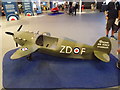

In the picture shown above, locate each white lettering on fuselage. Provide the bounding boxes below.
[60,45,72,54]
[66,46,73,54]
[80,48,86,55]
[60,45,66,53]
[60,45,86,55]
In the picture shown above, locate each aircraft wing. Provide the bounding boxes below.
[94,50,110,62]
[11,43,38,59]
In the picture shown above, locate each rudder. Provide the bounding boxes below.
[93,37,111,62]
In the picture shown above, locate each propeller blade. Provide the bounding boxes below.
[5,32,14,36]
[17,25,23,32]
[16,43,18,47]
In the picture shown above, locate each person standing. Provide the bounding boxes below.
[64,2,69,14]
[69,5,74,15]
[91,4,94,11]
[33,2,37,14]
[62,4,64,11]
[74,3,78,16]
[18,4,23,14]
[105,0,120,40]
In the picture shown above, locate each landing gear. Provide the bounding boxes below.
[116,60,120,69]
[27,54,32,61]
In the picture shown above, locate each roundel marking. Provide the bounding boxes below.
[9,16,17,21]
[27,13,31,16]
[74,47,80,54]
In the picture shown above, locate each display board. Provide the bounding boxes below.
[22,0,34,16]
[2,2,19,21]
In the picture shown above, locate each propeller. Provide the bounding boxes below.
[5,25,23,35]
[17,25,23,32]
[5,25,23,47]
[5,32,14,36]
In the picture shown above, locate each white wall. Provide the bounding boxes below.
[106,0,111,4]
[106,0,120,4]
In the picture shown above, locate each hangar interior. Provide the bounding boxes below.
[1,0,120,89]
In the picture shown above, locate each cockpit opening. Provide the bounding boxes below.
[36,35,43,46]
[36,35,59,49]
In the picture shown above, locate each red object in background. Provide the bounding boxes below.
[82,5,84,10]
[51,7,59,12]
[27,14,31,16]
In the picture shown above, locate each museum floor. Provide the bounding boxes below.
[1,11,119,89]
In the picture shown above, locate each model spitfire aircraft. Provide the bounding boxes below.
[5,25,111,62]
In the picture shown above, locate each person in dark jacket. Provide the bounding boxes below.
[74,3,78,16]
[69,5,74,15]
[105,0,120,40]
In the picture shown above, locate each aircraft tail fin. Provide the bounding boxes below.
[93,37,111,62]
